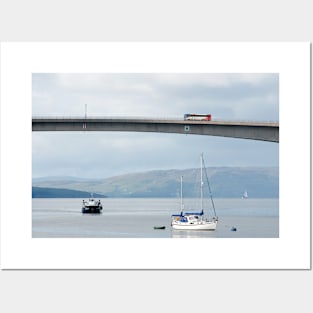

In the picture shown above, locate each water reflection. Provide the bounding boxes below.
[171,230,217,238]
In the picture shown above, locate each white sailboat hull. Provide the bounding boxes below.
[172,221,217,231]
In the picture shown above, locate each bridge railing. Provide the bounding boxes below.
[32,115,182,120]
[32,115,279,124]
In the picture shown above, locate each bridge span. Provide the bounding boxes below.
[32,117,279,142]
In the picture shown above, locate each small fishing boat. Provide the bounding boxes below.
[82,193,103,214]
[171,154,218,231]
[154,226,166,230]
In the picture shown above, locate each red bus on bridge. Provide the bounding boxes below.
[184,114,212,121]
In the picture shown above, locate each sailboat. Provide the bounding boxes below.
[242,190,248,199]
[171,153,218,231]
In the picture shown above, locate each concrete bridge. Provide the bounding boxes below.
[32,117,279,142]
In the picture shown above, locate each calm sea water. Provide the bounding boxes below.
[32,198,279,238]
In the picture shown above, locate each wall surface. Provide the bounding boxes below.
[0,2,311,313]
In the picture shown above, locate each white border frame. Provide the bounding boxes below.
[0,42,311,269]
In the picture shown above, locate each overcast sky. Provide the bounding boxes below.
[32,73,279,179]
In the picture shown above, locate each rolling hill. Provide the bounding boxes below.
[32,187,106,198]
[32,167,279,198]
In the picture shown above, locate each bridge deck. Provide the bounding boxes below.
[32,117,279,142]
[32,117,278,126]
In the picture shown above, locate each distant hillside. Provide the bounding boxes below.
[32,187,106,198]
[32,167,279,198]
[32,176,94,183]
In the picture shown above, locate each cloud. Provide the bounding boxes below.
[32,73,278,118]
[32,131,279,178]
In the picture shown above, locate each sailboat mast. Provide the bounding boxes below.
[200,153,203,211]
[180,175,183,212]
